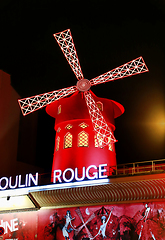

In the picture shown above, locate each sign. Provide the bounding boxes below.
[0,227,4,236]
[0,173,38,191]
[0,163,109,191]
[53,163,108,183]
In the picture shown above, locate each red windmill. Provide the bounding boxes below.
[18,29,148,178]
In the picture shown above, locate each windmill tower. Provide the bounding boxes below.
[18,29,148,177]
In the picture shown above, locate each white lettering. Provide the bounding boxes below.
[9,176,18,189]
[6,221,12,232]
[53,170,62,183]
[99,164,108,178]
[86,165,98,180]
[0,177,8,190]
[53,164,108,183]
[12,218,18,231]
[75,167,85,181]
[0,218,18,234]
[25,174,28,186]
[63,168,74,182]
[28,173,38,186]
[0,173,39,191]
[18,175,25,188]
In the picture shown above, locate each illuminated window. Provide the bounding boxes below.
[108,137,113,151]
[57,105,61,114]
[94,135,99,148]
[57,127,61,133]
[79,122,88,128]
[97,101,103,111]
[65,124,73,130]
[78,131,89,147]
[108,143,113,151]
[64,133,73,148]
[56,136,60,151]
[94,134,104,148]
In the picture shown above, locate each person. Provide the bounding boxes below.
[91,207,114,239]
[62,210,75,240]
[138,204,151,240]
[141,204,150,222]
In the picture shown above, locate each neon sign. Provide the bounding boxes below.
[53,164,108,183]
[0,163,108,191]
[0,173,38,190]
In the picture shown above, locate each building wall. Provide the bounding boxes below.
[0,201,164,239]
[0,70,43,176]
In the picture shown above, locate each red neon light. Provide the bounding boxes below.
[84,91,116,147]
[53,29,84,80]
[18,86,77,116]
[90,56,148,86]
[18,29,148,170]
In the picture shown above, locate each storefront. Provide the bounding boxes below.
[0,164,165,240]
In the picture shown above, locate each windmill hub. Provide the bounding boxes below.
[76,78,91,92]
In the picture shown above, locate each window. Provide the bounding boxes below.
[94,134,104,148]
[108,137,113,151]
[97,101,103,111]
[56,136,60,151]
[65,124,73,130]
[64,133,73,149]
[57,127,61,133]
[57,105,61,114]
[78,131,89,147]
[108,143,113,151]
[79,122,88,129]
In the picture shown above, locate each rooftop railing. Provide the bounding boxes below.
[38,159,165,185]
[108,159,165,177]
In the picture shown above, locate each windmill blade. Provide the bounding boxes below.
[84,91,117,147]
[18,85,77,116]
[90,56,148,86]
[54,29,84,80]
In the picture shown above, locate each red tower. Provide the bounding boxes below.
[46,91,124,173]
[18,29,148,179]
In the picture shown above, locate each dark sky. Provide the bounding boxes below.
[0,0,164,170]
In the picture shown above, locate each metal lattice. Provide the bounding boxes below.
[84,91,116,147]
[18,86,77,116]
[90,56,148,86]
[18,29,149,147]
[53,29,84,80]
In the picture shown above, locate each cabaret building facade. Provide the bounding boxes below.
[0,163,165,240]
[0,28,165,239]
[1,72,165,240]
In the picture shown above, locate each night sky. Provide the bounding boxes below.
[0,0,164,171]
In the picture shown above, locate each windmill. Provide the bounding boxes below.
[18,29,148,175]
